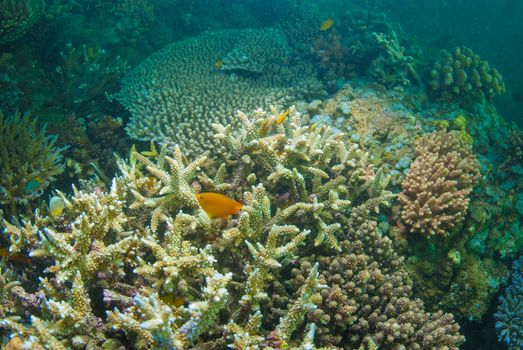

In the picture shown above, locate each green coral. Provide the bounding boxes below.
[0,111,65,219]
[0,0,44,45]
[429,46,505,103]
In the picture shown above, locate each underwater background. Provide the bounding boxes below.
[0,0,522,349]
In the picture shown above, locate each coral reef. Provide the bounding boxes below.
[0,52,21,114]
[429,46,506,103]
[28,43,129,120]
[311,10,419,88]
[399,130,480,236]
[0,0,44,45]
[118,28,324,157]
[0,107,463,349]
[495,256,523,350]
[291,216,464,349]
[0,111,65,219]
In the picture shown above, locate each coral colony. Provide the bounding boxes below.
[0,1,521,349]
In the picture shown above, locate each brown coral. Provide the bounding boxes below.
[287,209,464,349]
[399,130,480,236]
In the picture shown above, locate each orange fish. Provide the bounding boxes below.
[0,248,31,265]
[320,18,334,31]
[277,109,290,125]
[196,192,243,219]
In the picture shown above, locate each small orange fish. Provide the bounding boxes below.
[277,109,290,125]
[196,192,243,219]
[0,248,31,265]
[320,18,334,31]
[214,60,223,69]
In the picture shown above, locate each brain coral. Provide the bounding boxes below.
[429,46,505,103]
[118,28,324,157]
[399,130,480,236]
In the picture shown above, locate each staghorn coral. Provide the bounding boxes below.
[0,0,44,45]
[495,256,523,350]
[0,107,462,349]
[429,46,506,103]
[30,42,129,120]
[0,111,65,219]
[399,130,480,236]
[118,28,324,157]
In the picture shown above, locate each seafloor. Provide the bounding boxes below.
[0,1,521,350]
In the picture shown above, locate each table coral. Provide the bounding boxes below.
[399,130,480,236]
[118,28,324,157]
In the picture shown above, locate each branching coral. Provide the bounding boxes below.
[285,208,464,349]
[399,130,480,236]
[429,46,506,103]
[495,256,523,350]
[118,28,324,156]
[0,107,462,349]
[0,0,44,45]
[0,111,65,219]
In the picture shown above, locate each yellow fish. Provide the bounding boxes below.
[319,18,334,31]
[214,59,223,69]
[159,293,186,308]
[277,109,290,125]
[0,248,31,265]
[49,196,65,217]
[196,192,243,219]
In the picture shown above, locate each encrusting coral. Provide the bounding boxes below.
[399,130,480,236]
[0,111,65,219]
[429,46,506,103]
[118,28,324,157]
[0,107,463,349]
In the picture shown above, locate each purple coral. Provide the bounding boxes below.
[495,256,523,350]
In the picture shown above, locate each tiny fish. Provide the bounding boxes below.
[214,59,223,69]
[196,192,243,219]
[277,109,290,125]
[49,196,65,217]
[159,293,185,308]
[309,122,319,131]
[0,248,31,265]
[23,177,45,195]
[320,18,334,31]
